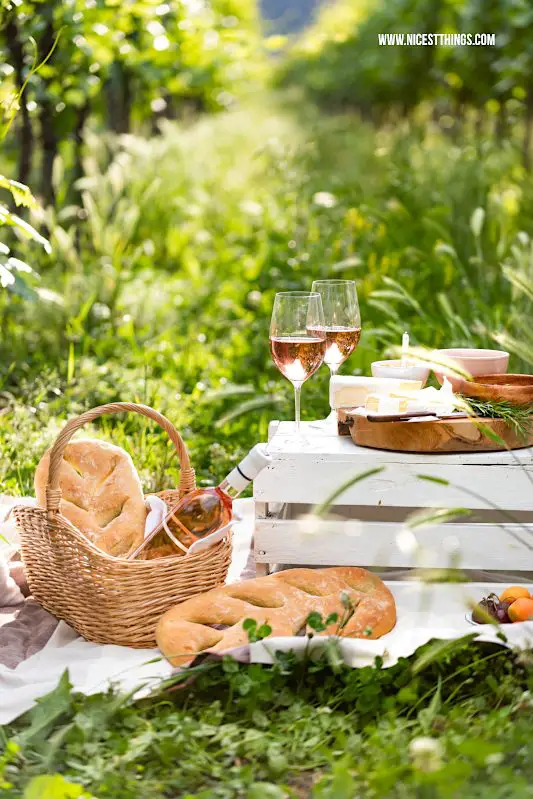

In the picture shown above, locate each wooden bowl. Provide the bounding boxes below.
[455,374,533,405]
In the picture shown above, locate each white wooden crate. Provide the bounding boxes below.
[253,421,533,575]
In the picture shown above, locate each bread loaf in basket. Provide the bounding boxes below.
[13,402,232,648]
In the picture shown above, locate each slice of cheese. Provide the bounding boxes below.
[365,394,409,414]
[330,376,423,409]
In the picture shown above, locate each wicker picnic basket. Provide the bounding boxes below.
[13,402,232,648]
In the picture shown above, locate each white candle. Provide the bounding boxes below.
[401,331,409,365]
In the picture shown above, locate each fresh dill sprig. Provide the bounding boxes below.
[459,396,533,440]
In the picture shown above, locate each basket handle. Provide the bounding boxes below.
[45,402,196,517]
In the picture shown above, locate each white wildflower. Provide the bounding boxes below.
[408,737,443,772]
[92,303,111,320]
[147,20,165,36]
[313,191,337,208]
[151,98,167,114]
[239,200,263,217]
[204,30,219,49]
[153,35,169,51]
[247,290,262,306]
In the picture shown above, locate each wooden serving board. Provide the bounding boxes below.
[337,410,533,453]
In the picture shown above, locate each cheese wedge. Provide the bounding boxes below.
[365,394,410,414]
[329,376,423,409]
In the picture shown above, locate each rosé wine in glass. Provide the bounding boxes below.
[270,292,326,435]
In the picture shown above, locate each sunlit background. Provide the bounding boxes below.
[1,0,532,492]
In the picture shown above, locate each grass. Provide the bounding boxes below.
[2,636,533,798]
[2,94,533,797]
[2,97,533,494]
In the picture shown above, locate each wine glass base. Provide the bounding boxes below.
[309,410,337,432]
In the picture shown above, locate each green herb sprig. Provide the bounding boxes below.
[459,396,533,440]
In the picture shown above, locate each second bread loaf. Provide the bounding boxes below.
[34,438,147,557]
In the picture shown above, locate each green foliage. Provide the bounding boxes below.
[0,5,532,797]
[0,54,52,300]
[243,618,273,641]
[0,0,265,209]
[281,0,533,155]
[1,100,533,492]
[23,774,88,799]
[1,639,532,797]
[4,0,262,117]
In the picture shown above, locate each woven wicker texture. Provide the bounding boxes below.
[13,403,232,648]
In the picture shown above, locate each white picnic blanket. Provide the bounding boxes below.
[249,581,533,667]
[2,496,533,725]
[0,498,255,724]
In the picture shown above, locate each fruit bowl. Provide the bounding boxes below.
[454,374,533,406]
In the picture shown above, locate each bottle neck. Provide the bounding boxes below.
[218,478,244,500]
[218,444,270,500]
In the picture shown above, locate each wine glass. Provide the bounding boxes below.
[270,291,326,435]
[311,279,361,427]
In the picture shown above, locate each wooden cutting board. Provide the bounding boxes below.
[337,410,533,453]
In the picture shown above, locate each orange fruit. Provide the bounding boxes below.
[508,598,533,623]
[499,586,530,603]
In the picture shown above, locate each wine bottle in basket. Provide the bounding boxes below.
[129,444,271,560]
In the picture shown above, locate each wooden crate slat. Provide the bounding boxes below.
[267,422,533,465]
[255,519,533,571]
[254,460,533,510]
[256,421,533,571]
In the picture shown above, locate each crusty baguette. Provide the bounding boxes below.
[156,566,396,666]
[35,438,147,557]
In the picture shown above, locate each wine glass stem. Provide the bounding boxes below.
[294,383,302,432]
[328,364,339,411]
